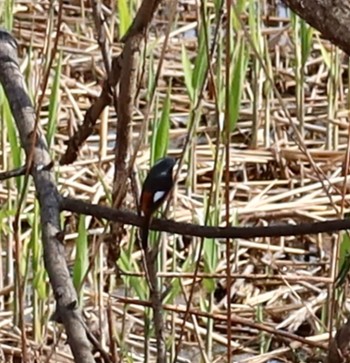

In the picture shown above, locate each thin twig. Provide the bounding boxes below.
[91,0,111,77]
[224,1,232,361]
[0,165,27,180]
[145,249,166,363]
[114,295,328,350]
[119,271,332,283]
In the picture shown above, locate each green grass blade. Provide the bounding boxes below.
[249,0,263,54]
[317,34,331,69]
[181,44,194,102]
[153,87,171,162]
[232,0,247,32]
[73,215,89,302]
[300,19,314,66]
[118,245,148,300]
[213,0,224,14]
[0,0,14,30]
[118,0,132,39]
[336,232,350,287]
[192,20,209,100]
[229,38,249,132]
[0,206,15,234]
[30,201,47,299]
[147,53,155,102]
[202,196,220,293]
[47,50,62,147]
[1,89,21,168]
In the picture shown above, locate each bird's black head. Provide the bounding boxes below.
[151,157,176,177]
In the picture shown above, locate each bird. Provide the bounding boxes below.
[139,157,176,250]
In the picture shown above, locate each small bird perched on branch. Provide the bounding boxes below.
[139,157,176,250]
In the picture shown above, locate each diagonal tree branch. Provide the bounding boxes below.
[0,30,94,363]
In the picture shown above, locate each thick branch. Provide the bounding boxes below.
[0,31,94,362]
[282,0,350,56]
[61,197,350,239]
[113,33,142,207]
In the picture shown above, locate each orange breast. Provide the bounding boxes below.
[140,190,153,216]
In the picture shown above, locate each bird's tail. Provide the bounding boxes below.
[140,217,151,250]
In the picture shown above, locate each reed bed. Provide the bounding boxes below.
[0,0,349,362]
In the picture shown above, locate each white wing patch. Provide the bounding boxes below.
[153,191,166,203]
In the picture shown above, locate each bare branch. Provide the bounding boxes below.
[0,165,27,180]
[112,33,142,208]
[61,197,350,239]
[0,30,94,363]
[91,0,111,76]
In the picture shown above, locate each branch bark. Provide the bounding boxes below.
[112,33,142,208]
[282,0,350,56]
[61,197,350,239]
[0,31,94,363]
